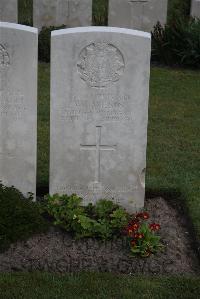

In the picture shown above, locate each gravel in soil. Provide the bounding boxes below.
[0,197,199,274]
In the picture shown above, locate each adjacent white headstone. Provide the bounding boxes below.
[108,0,168,32]
[33,0,92,31]
[0,23,37,198]
[191,0,200,18]
[50,27,151,212]
[0,0,18,23]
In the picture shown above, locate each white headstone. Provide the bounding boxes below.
[33,0,92,31]
[0,23,38,198]
[0,0,18,23]
[108,0,168,32]
[50,27,151,212]
[191,0,200,18]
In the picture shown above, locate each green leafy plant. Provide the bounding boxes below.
[38,25,66,62]
[0,183,49,252]
[44,193,84,230]
[93,0,108,26]
[18,0,33,26]
[167,0,190,24]
[94,199,118,219]
[44,194,130,240]
[124,212,163,257]
[152,18,200,68]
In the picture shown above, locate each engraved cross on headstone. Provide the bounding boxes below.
[80,126,117,185]
[129,0,149,29]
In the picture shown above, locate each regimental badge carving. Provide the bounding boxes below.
[77,42,125,88]
[0,44,10,68]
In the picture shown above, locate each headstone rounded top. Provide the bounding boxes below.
[0,22,38,33]
[51,26,151,39]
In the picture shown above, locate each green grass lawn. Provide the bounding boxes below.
[37,63,200,245]
[0,272,200,299]
[147,67,200,242]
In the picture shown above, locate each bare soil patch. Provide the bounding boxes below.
[0,197,199,274]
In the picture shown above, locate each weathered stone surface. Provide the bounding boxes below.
[0,0,18,23]
[50,27,151,212]
[191,0,200,18]
[33,0,92,31]
[0,23,37,198]
[108,0,168,32]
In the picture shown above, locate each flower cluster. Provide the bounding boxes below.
[149,223,161,231]
[124,212,163,257]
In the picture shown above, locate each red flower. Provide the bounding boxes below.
[149,224,155,230]
[129,217,139,225]
[127,228,133,236]
[138,233,144,239]
[135,212,149,220]
[126,223,140,236]
[131,223,140,231]
[126,222,139,231]
[134,233,144,239]
[131,240,136,247]
[142,212,149,220]
[135,212,143,219]
[149,223,160,231]
[154,224,160,230]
